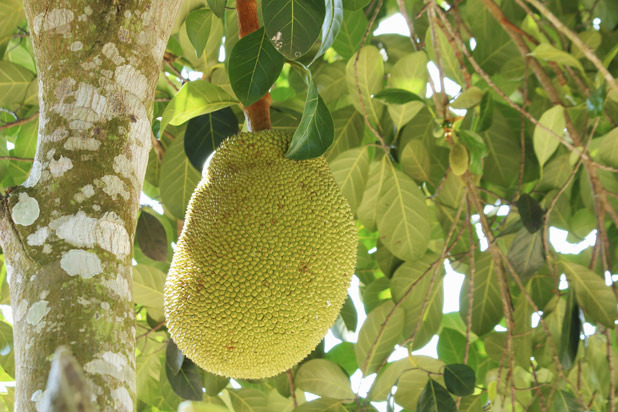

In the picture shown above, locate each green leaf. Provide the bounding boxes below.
[451,87,484,109]
[357,157,388,231]
[375,240,403,277]
[292,397,349,411]
[559,289,581,370]
[166,357,204,401]
[312,0,344,63]
[228,388,269,412]
[184,107,239,171]
[332,9,367,59]
[325,342,358,376]
[314,61,348,106]
[207,0,227,18]
[339,294,358,332]
[599,127,618,168]
[417,379,457,412]
[325,107,364,161]
[377,166,430,261]
[186,8,213,58]
[132,265,167,320]
[459,253,503,336]
[160,134,202,220]
[329,146,370,213]
[262,0,326,59]
[203,371,230,396]
[401,140,431,182]
[374,89,424,105]
[346,46,384,125]
[529,43,585,72]
[228,27,284,107]
[506,228,545,284]
[295,359,354,399]
[137,340,164,405]
[560,261,617,328]
[394,368,430,409]
[136,210,169,262]
[533,105,565,167]
[161,80,237,132]
[0,61,36,107]
[443,364,475,396]
[459,395,483,412]
[552,390,584,412]
[286,74,334,159]
[356,300,404,375]
[481,107,521,187]
[369,358,414,401]
[437,328,467,365]
[166,339,185,376]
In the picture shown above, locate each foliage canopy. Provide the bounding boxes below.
[0,0,617,410]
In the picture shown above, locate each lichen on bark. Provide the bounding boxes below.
[0,1,183,410]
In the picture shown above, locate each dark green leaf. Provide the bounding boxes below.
[443,364,475,396]
[136,210,168,262]
[203,371,229,396]
[166,357,204,401]
[207,0,227,18]
[559,289,581,370]
[166,340,185,376]
[228,27,284,106]
[586,84,605,116]
[186,8,213,57]
[474,92,493,132]
[437,328,467,366]
[552,390,584,412]
[373,88,424,105]
[262,0,326,59]
[184,107,238,171]
[517,194,544,233]
[286,76,334,159]
[417,378,457,412]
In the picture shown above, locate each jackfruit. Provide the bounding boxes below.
[164,130,357,379]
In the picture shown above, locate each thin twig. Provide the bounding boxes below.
[0,112,39,131]
[0,156,34,162]
[136,320,166,340]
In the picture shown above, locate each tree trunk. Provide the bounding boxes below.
[0,1,182,410]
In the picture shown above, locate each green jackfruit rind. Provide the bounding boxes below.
[164,130,357,379]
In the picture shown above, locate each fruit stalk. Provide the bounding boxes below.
[236,0,272,131]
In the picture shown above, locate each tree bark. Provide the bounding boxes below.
[0,1,182,410]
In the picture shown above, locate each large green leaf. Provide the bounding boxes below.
[530,43,585,72]
[325,107,364,161]
[295,359,354,399]
[560,261,617,328]
[0,0,24,45]
[161,80,237,132]
[346,46,384,125]
[598,127,618,168]
[459,253,503,336]
[481,107,520,187]
[506,228,545,284]
[132,265,167,320]
[417,379,457,412]
[0,61,36,107]
[160,134,202,220]
[443,364,475,396]
[386,51,428,129]
[292,397,349,411]
[262,0,326,59]
[355,300,404,375]
[228,27,284,107]
[329,146,370,213]
[312,0,344,63]
[356,157,388,232]
[184,107,238,171]
[377,166,430,261]
[425,25,463,86]
[166,357,204,401]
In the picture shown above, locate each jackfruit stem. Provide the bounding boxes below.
[236,0,272,132]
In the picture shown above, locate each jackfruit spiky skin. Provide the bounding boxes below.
[164,130,356,379]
